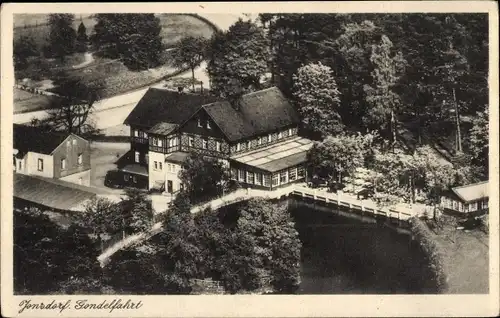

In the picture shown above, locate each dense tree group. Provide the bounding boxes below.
[206,19,270,100]
[47,14,77,61]
[91,14,164,70]
[14,208,104,294]
[105,197,301,295]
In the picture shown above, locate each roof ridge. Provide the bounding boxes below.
[240,86,278,98]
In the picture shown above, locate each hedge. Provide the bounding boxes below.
[409,217,448,293]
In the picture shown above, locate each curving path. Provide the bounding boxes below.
[14,13,252,130]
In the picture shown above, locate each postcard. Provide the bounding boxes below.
[1,1,499,317]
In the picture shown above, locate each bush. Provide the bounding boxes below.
[409,217,448,292]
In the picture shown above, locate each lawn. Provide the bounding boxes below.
[14,13,214,51]
[427,216,489,293]
[14,14,215,102]
[13,88,57,114]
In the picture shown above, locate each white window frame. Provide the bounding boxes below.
[207,120,212,129]
[154,161,158,170]
[198,118,202,128]
[289,167,297,181]
[61,158,66,170]
[263,174,269,186]
[297,166,305,178]
[144,132,148,139]
[272,173,279,186]
[247,171,254,184]
[159,162,163,170]
[152,137,158,146]
[77,153,83,165]
[231,167,238,180]
[72,139,77,145]
[135,151,140,163]
[134,130,139,137]
[278,131,283,139]
[268,134,272,143]
[289,128,293,136]
[247,141,251,149]
[202,139,208,149]
[258,137,262,145]
[158,138,163,147]
[189,136,194,147]
[239,169,245,182]
[280,170,288,184]
[255,172,262,185]
[216,141,221,152]
[236,143,241,151]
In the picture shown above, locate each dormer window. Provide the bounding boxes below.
[207,120,211,129]
[198,118,202,128]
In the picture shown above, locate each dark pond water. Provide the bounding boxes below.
[289,199,438,294]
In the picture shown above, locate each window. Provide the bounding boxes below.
[289,167,297,181]
[134,130,139,137]
[297,166,305,179]
[152,137,158,146]
[231,167,238,180]
[18,161,22,171]
[133,176,137,183]
[268,134,272,143]
[247,171,254,184]
[154,161,158,170]
[145,154,149,164]
[135,151,140,163]
[61,158,66,170]
[236,143,241,151]
[159,162,162,170]
[124,174,129,181]
[280,170,288,184]
[289,128,293,136]
[216,141,221,152]
[72,139,77,145]
[167,164,171,172]
[189,137,194,147]
[239,169,245,182]
[158,138,163,147]
[263,174,270,187]
[255,173,262,185]
[173,137,178,146]
[198,118,202,127]
[247,141,251,149]
[258,137,262,145]
[202,139,208,149]
[278,131,283,139]
[272,173,279,186]
[77,153,83,165]
[207,121,211,129]
[144,132,148,139]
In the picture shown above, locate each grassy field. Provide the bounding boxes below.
[427,216,489,293]
[14,14,214,50]
[13,88,57,114]
[14,14,215,104]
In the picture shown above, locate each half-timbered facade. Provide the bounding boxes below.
[122,86,313,192]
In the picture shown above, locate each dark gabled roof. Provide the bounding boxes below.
[14,174,97,211]
[202,87,300,142]
[13,124,71,155]
[124,88,221,128]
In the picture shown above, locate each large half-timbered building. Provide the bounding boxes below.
[121,87,313,193]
